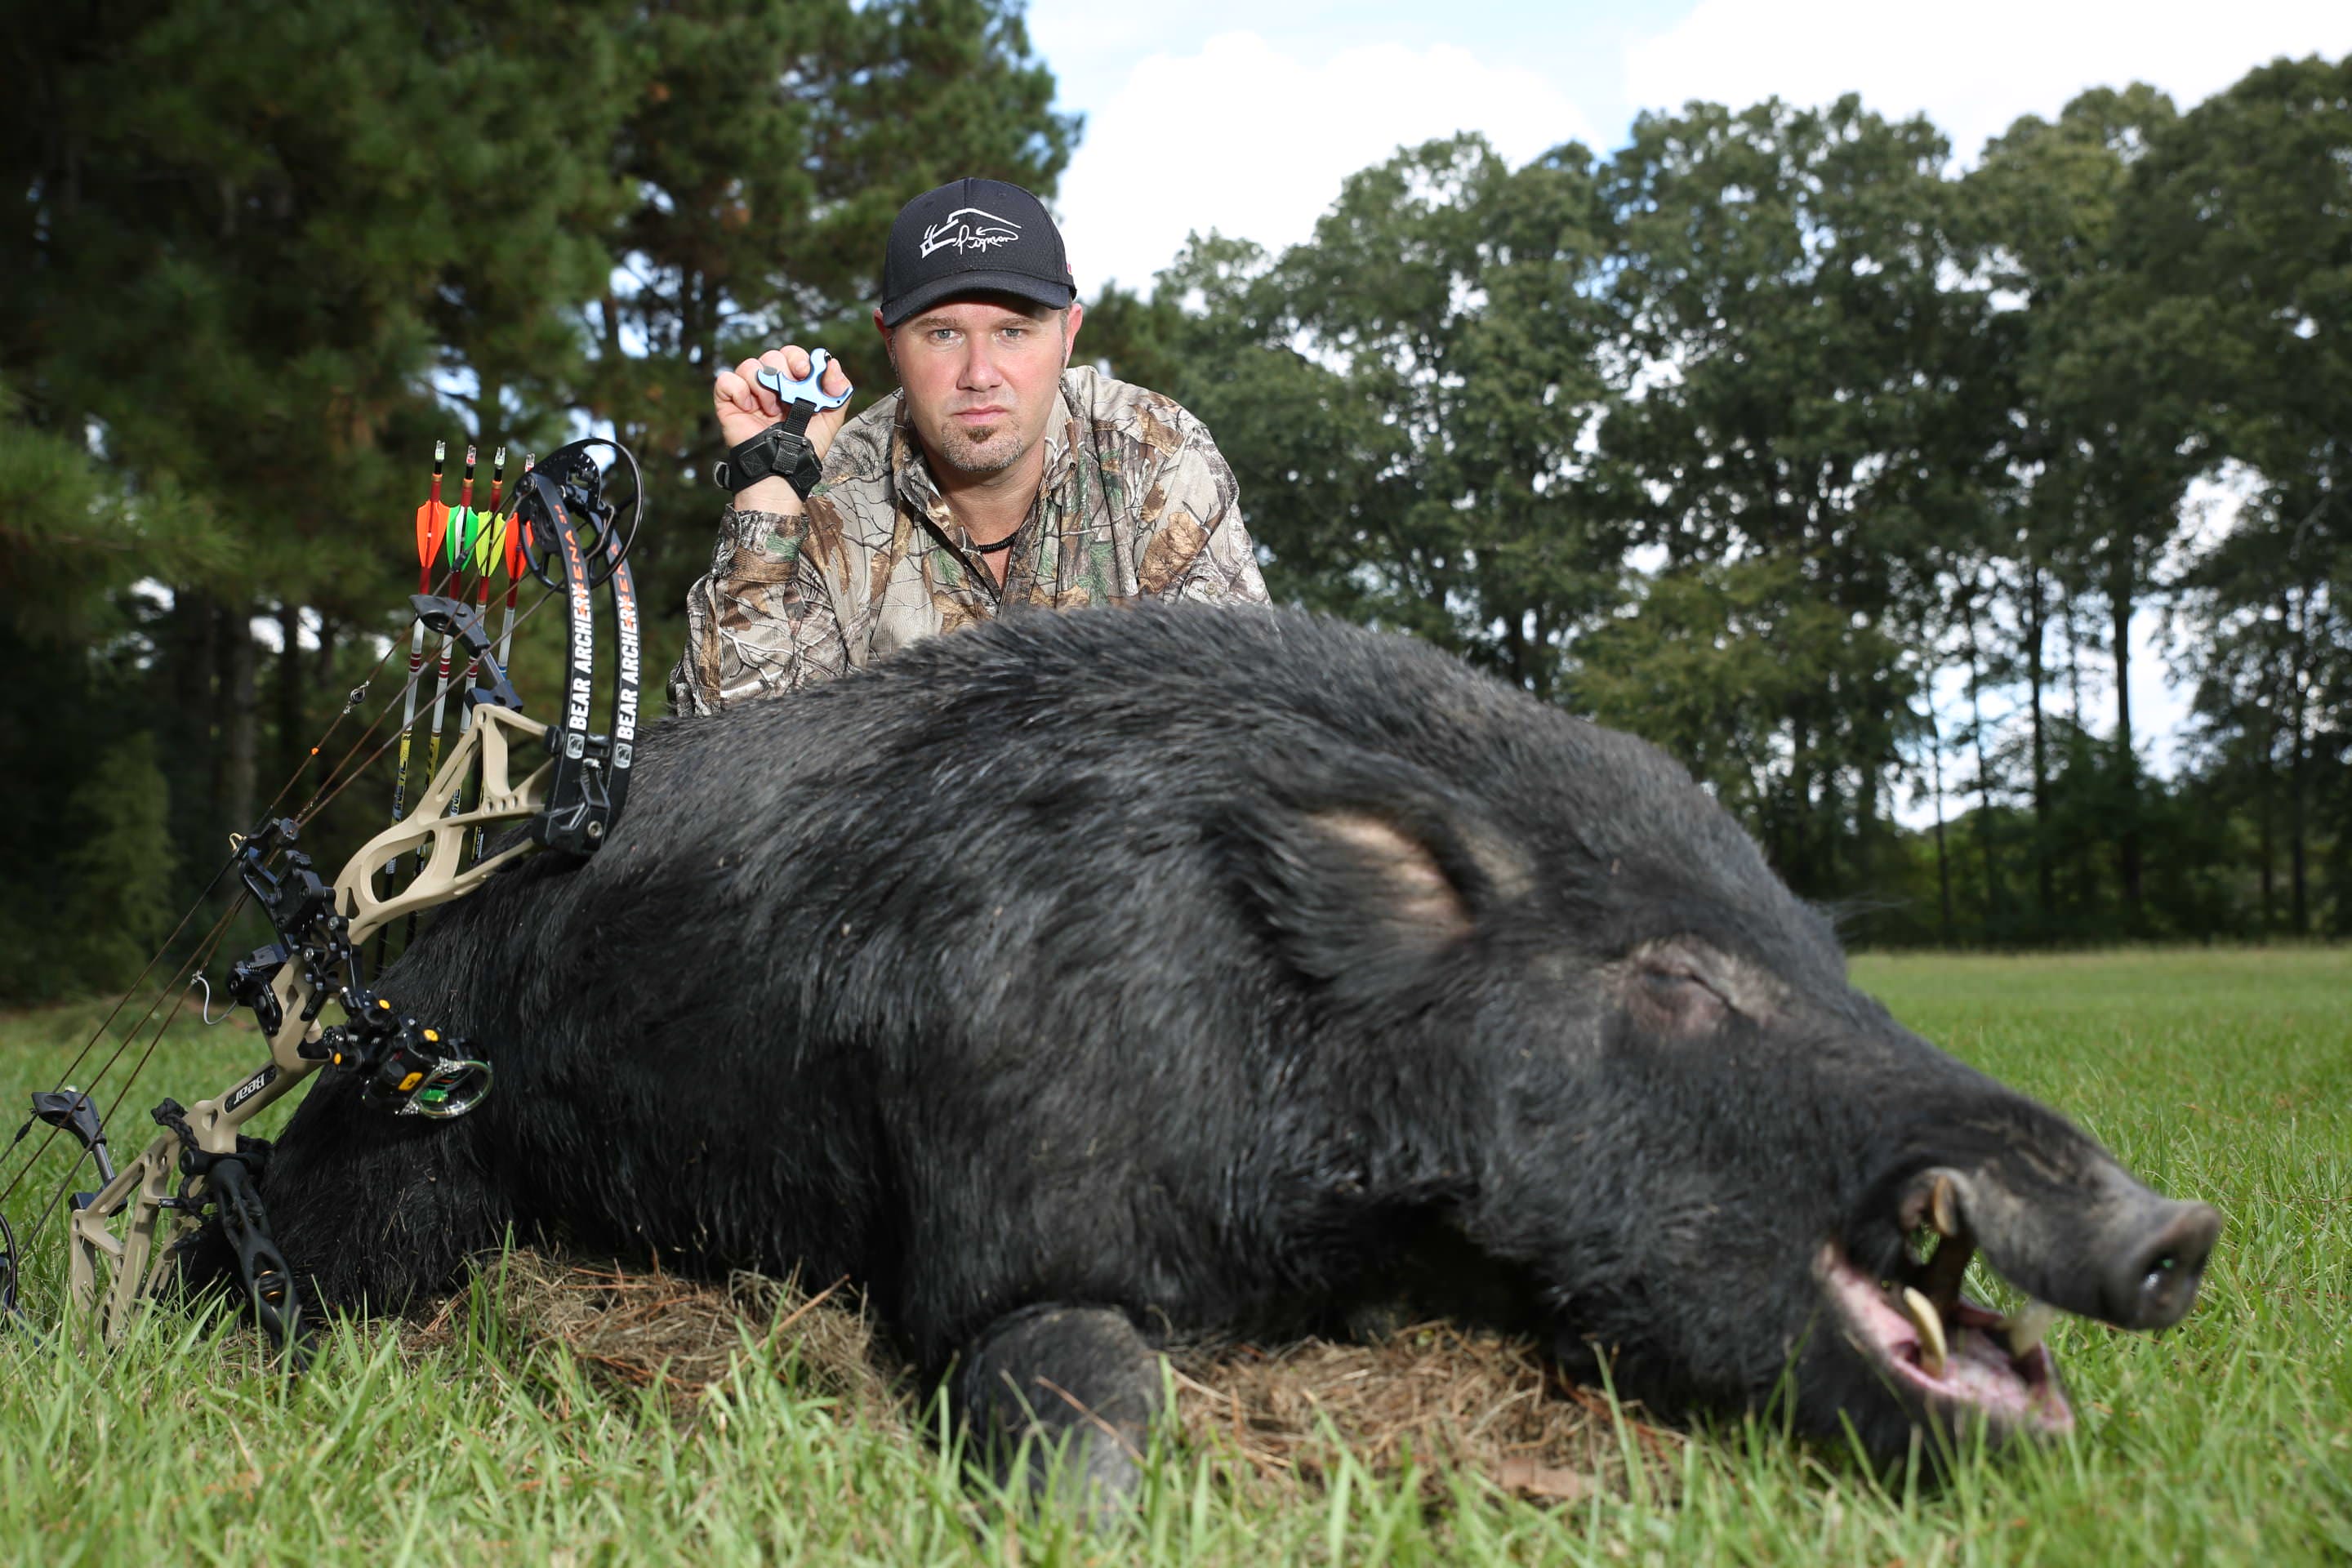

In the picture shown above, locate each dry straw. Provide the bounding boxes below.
[411,1250,1682,1507]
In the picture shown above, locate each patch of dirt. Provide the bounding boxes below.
[414,1249,1682,1506]
[1169,1325,1683,1505]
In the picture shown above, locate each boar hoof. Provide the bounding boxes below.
[956,1303,1162,1520]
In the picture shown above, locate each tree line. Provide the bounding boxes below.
[1090,60,2350,947]
[0,5,2342,1000]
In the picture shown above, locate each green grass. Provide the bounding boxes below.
[0,949,2345,1566]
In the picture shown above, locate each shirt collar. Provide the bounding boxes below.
[888,404,954,528]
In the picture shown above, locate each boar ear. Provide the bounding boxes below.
[1243,800,1527,996]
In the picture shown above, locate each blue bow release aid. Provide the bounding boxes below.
[757,350,853,413]
[715,350,854,498]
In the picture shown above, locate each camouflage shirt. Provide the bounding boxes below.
[669,366,1269,713]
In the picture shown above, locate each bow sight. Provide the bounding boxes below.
[0,436,643,1355]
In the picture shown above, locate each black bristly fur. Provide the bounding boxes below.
[215,604,2205,1469]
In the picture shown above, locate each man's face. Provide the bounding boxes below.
[881,296,1082,479]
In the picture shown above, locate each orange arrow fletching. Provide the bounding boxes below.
[416,441,449,577]
[415,498,449,572]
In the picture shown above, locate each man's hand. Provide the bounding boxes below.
[713,345,855,513]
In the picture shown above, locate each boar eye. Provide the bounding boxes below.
[1619,936,1766,1035]
[1634,958,1732,1030]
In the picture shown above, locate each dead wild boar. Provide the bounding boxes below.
[229,604,2221,1496]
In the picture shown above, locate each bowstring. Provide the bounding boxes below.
[295,579,562,826]
[11,892,252,1255]
[0,559,551,1212]
[10,610,417,1124]
[17,562,459,1110]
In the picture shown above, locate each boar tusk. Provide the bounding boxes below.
[2004,1300,2059,1359]
[1928,1173,1961,1239]
[1900,1286,1949,1379]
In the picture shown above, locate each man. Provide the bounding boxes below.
[670,177,1269,714]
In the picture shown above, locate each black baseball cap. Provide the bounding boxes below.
[879,178,1076,327]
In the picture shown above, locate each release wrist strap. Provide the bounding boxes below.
[712,350,853,501]
[713,403,824,500]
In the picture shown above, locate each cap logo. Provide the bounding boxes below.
[920,207,1021,258]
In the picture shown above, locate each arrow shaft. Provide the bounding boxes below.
[410,450,474,882]
[494,585,520,681]
[376,442,447,973]
[457,449,511,869]
[493,452,532,680]
[385,617,430,834]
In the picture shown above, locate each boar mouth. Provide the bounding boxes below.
[1815,1241,2072,1437]
[1809,1152,2220,1446]
[1814,1221,2074,1440]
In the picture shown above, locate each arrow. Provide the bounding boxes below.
[403,444,475,948]
[372,441,448,973]
[463,447,506,697]
[444,447,479,581]
[494,451,532,679]
[472,448,507,581]
[461,448,507,862]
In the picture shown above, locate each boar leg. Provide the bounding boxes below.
[955,1303,1163,1517]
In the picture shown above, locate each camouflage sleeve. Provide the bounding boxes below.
[666,505,853,715]
[1134,411,1272,607]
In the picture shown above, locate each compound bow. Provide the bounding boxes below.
[0,434,644,1355]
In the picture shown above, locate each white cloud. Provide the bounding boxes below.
[1055,31,1597,296]
[1624,0,2352,163]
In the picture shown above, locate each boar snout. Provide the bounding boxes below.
[1925,1162,2222,1333]
[2092,1195,2221,1330]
